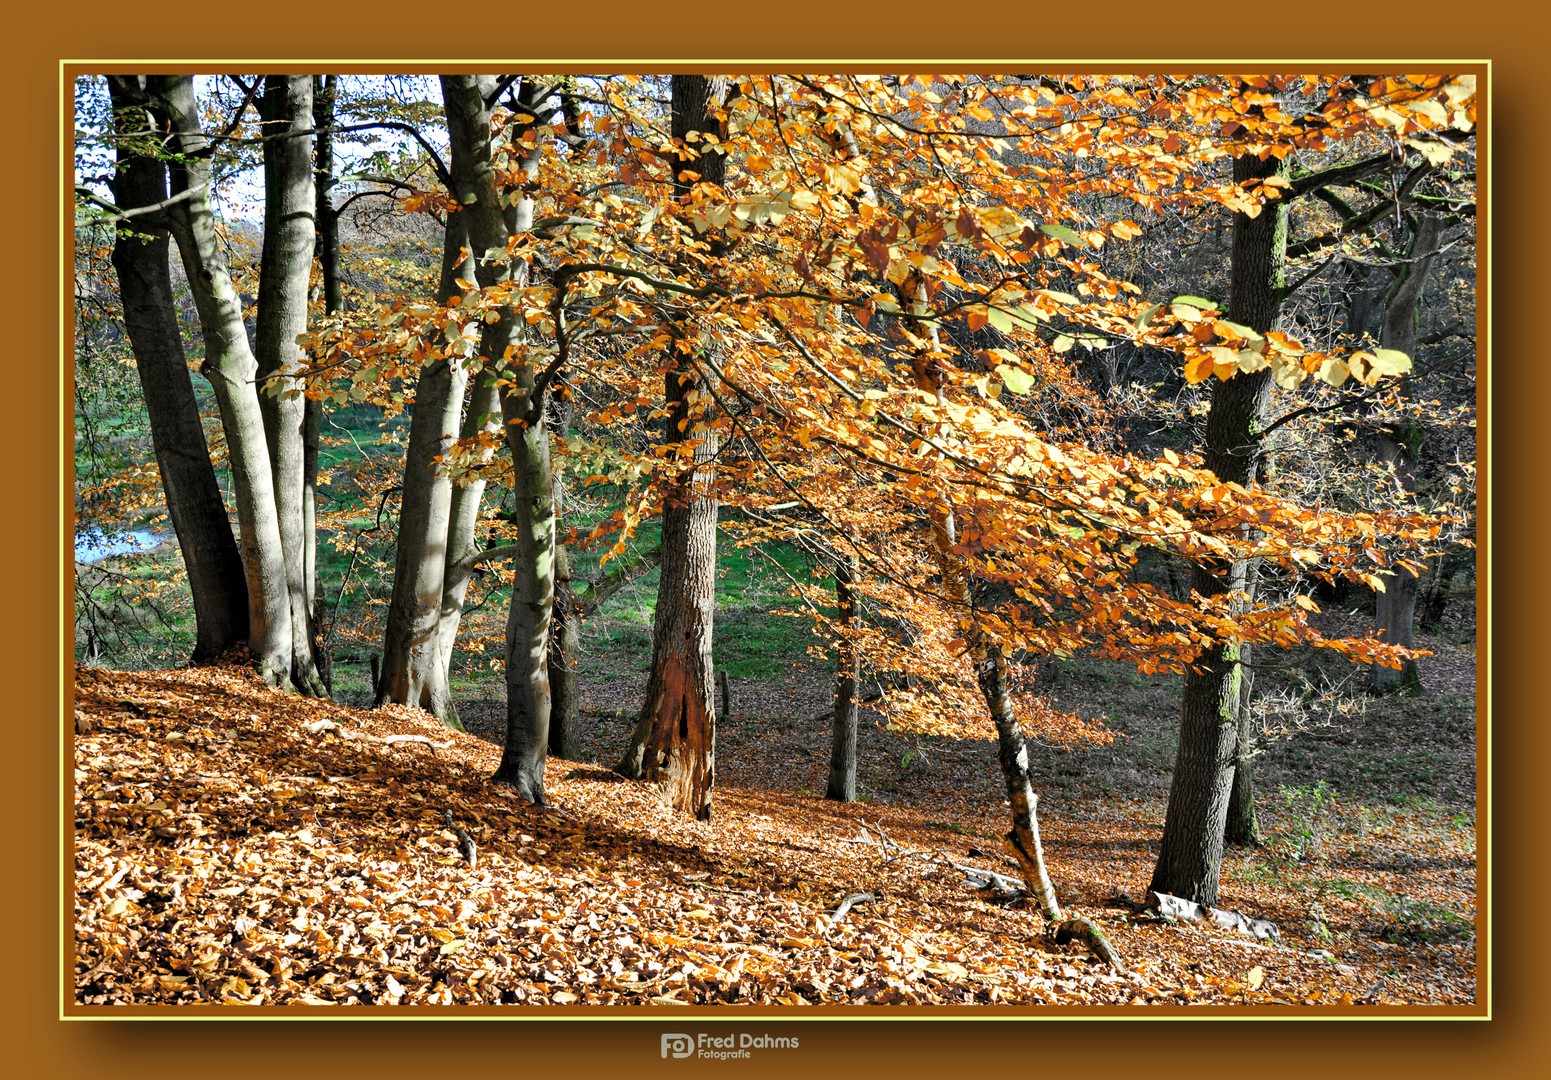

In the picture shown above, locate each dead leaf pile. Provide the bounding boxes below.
[73,659,1473,1009]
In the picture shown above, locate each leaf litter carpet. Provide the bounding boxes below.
[73,660,1474,1009]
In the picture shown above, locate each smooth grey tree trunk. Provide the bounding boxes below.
[434,368,501,672]
[375,212,474,724]
[441,75,554,802]
[254,74,326,698]
[105,75,248,663]
[826,554,860,802]
[309,73,339,689]
[154,74,295,687]
[1152,152,1286,905]
[1370,214,1446,694]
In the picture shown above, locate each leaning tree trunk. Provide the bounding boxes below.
[375,211,474,725]
[154,74,294,687]
[105,76,248,663]
[614,75,726,821]
[826,553,860,802]
[1152,152,1285,905]
[254,74,327,698]
[442,74,555,802]
[1370,213,1446,694]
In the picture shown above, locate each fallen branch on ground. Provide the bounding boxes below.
[1145,890,1280,943]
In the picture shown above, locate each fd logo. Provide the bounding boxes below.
[661,1034,694,1059]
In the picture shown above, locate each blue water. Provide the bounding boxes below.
[75,528,165,563]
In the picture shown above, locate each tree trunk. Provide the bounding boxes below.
[375,212,473,725]
[548,546,583,761]
[309,74,338,689]
[105,76,248,663]
[826,554,860,802]
[613,362,719,819]
[1152,152,1285,904]
[153,74,295,688]
[441,75,554,801]
[1370,213,1446,694]
[434,367,501,672]
[613,75,726,821]
[254,74,326,698]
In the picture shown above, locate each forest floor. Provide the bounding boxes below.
[72,614,1477,1012]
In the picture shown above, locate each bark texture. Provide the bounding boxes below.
[105,76,249,663]
[613,75,726,820]
[375,212,473,724]
[441,75,554,801]
[1370,214,1446,694]
[826,555,860,802]
[154,74,295,687]
[1152,152,1286,904]
[254,74,326,697]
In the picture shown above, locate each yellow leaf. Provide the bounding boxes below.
[1294,595,1320,612]
[1247,966,1265,990]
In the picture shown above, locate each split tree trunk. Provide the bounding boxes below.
[105,76,248,663]
[613,75,726,821]
[154,74,295,688]
[253,74,327,698]
[1152,152,1285,905]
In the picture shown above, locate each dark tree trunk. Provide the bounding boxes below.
[105,76,248,663]
[1370,214,1446,694]
[254,74,327,697]
[154,74,295,687]
[826,554,860,802]
[1152,152,1286,904]
[308,74,337,689]
[613,75,726,821]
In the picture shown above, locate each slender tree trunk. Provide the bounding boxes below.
[153,75,294,687]
[548,545,583,760]
[1370,214,1445,694]
[548,380,582,760]
[614,75,726,821]
[434,368,501,671]
[1225,559,1262,847]
[375,212,473,725]
[441,74,554,801]
[309,74,338,690]
[1152,152,1285,904]
[105,76,248,663]
[826,554,860,802]
[254,74,326,698]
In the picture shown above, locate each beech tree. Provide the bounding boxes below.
[102,75,249,662]
[132,74,325,694]
[614,75,728,820]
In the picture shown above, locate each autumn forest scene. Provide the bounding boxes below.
[70,72,1480,1011]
